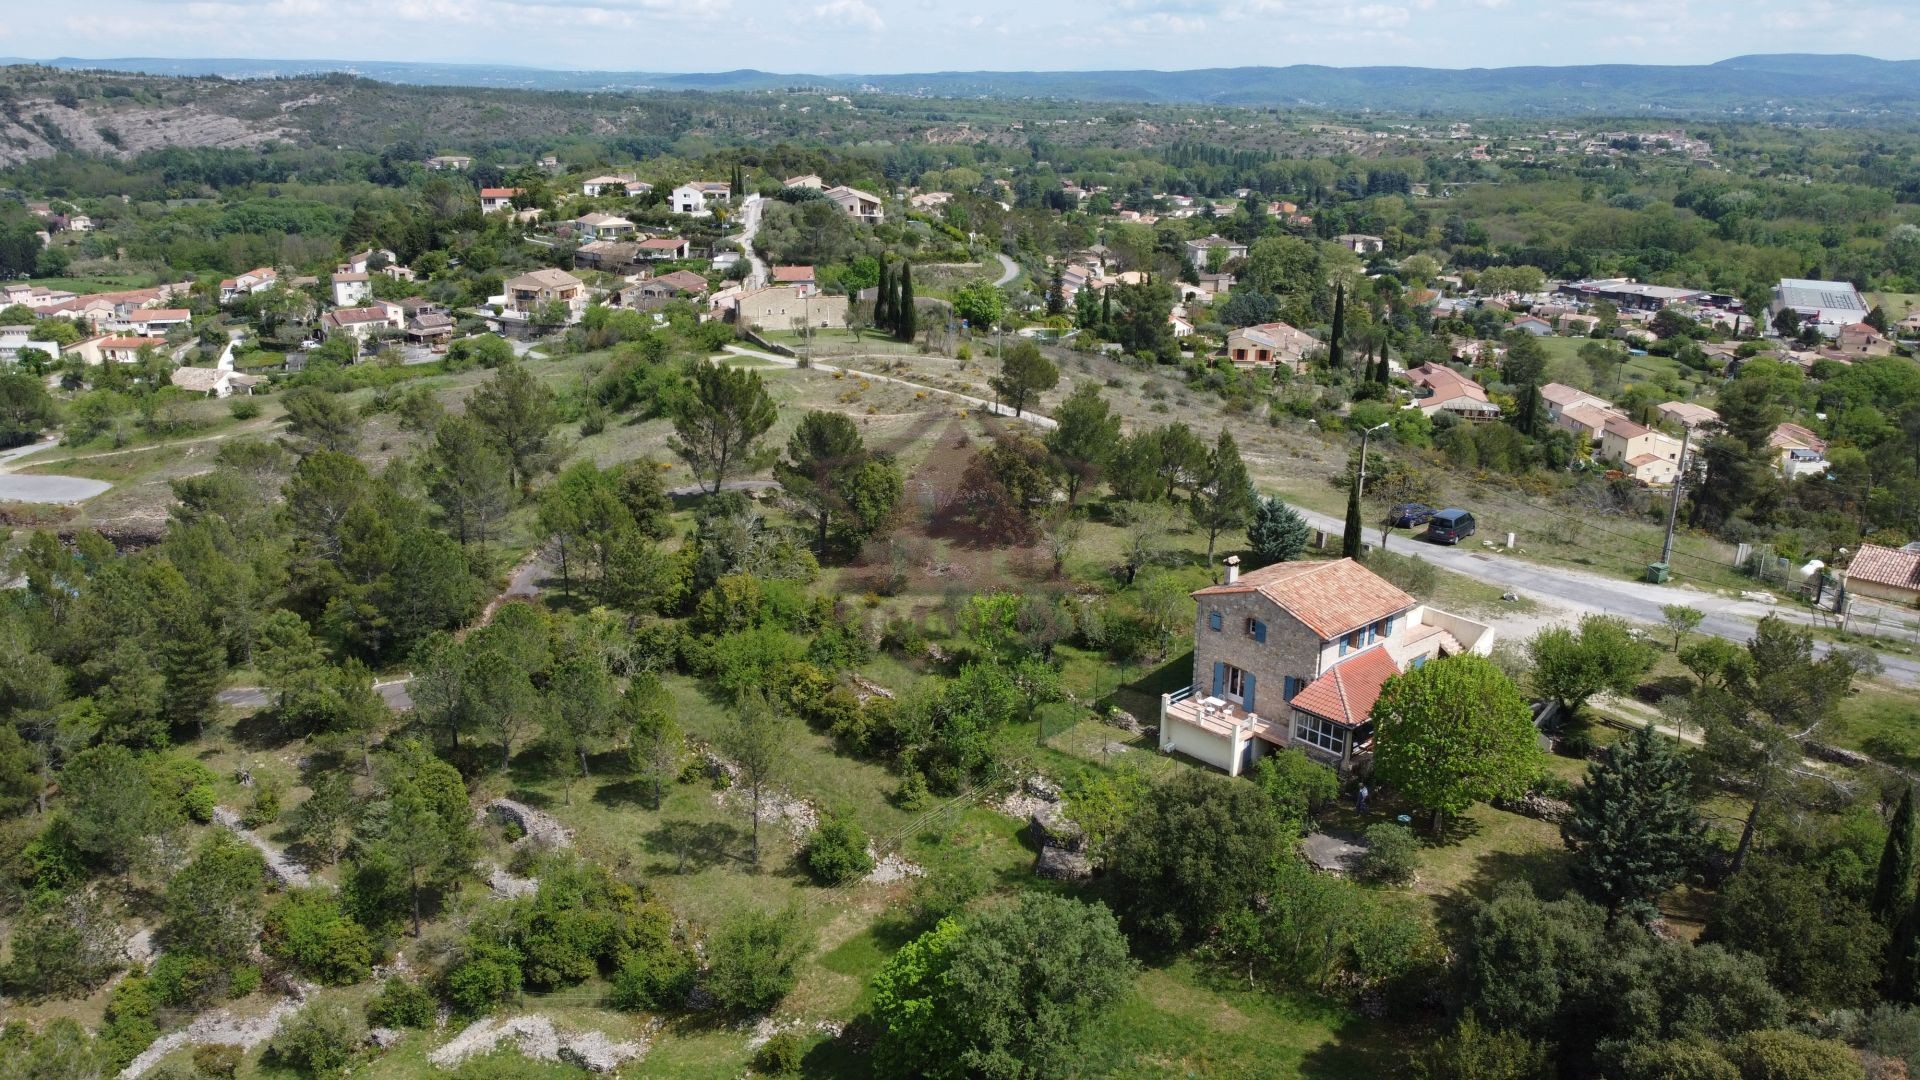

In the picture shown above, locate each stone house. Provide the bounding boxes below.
[1158,558,1494,776]
[734,285,848,331]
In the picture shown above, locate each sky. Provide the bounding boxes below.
[1,0,1915,74]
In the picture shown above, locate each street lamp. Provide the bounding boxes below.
[1356,420,1390,498]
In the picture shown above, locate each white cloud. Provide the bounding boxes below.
[810,0,885,32]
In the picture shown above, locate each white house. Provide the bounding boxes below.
[671,182,732,215]
[218,267,277,304]
[823,185,884,223]
[0,326,60,364]
[331,272,372,307]
[480,187,521,213]
[573,213,637,241]
[581,174,633,197]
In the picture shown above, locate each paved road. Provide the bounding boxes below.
[0,437,111,504]
[993,252,1020,287]
[737,194,769,289]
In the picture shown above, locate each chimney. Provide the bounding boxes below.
[1224,555,1241,585]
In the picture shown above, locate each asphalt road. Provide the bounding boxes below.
[0,439,111,504]
[993,252,1019,287]
[738,194,769,289]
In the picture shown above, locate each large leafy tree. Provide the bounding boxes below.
[467,362,560,491]
[1526,615,1656,717]
[990,341,1058,419]
[1105,770,1284,947]
[1044,382,1120,506]
[1189,429,1256,566]
[774,410,900,556]
[671,361,778,494]
[1561,725,1705,923]
[1372,654,1543,831]
[871,895,1134,1080]
[1705,856,1886,1009]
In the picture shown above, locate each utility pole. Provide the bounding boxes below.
[1659,424,1693,568]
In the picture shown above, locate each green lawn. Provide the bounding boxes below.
[22,274,161,295]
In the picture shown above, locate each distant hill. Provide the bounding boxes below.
[10,53,1920,116]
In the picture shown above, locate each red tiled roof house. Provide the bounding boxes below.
[1158,557,1496,775]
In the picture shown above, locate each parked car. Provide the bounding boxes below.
[1423,508,1476,545]
[1387,503,1434,528]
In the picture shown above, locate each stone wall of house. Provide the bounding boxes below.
[1190,590,1321,717]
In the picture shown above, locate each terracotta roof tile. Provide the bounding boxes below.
[1192,558,1415,640]
[1847,543,1920,592]
[1289,646,1401,728]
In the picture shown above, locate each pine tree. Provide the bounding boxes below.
[874,260,893,330]
[896,261,917,342]
[1329,282,1346,374]
[1247,495,1310,564]
[1189,430,1256,566]
[1875,787,1918,927]
[1342,471,1364,559]
[1561,725,1705,923]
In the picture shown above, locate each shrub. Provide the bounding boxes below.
[263,889,374,986]
[101,972,159,1071]
[229,397,262,420]
[608,946,696,1012]
[754,1029,808,1075]
[703,906,809,1014]
[802,814,875,886]
[1360,824,1420,886]
[192,1044,243,1078]
[268,999,366,1076]
[242,780,282,829]
[367,978,437,1028]
[2,891,124,1000]
[150,951,224,1007]
[444,939,523,1015]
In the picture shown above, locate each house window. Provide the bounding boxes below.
[1283,675,1303,702]
[1208,611,1223,632]
[1293,713,1346,755]
[1245,618,1266,643]
[1224,665,1248,702]
[1411,654,1428,669]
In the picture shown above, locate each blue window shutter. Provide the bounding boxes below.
[1412,654,1427,669]
[1253,620,1267,643]
[1284,676,1301,702]
[1208,611,1222,632]
[1338,637,1348,657]
[1243,674,1257,714]
[1211,662,1225,698]
[1385,616,1396,637]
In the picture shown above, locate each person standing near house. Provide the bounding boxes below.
[1355,783,1370,814]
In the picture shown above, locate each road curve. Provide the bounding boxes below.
[993,252,1019,287]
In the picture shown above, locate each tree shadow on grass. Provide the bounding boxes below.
[1430,844,1575,932]
[591,778,663,810]
[229,707,295,752]
[641,818,746,875]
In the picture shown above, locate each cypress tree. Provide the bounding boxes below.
[1876,787,1918,928]
[896,261,917,342]
[1101,289,1112,334]
[1342,469,1364,559]
[1375,341,1392,385]
[874,260,893,330]
[1328,282,1346,374]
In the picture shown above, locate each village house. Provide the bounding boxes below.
[0,326,60,364]
[1335,233,1385,255]
[74,336,161,365]
[339,249,397,275]
[170,366,259,398]
[822,185,885,223]
[1541,383,1623,441]
[671,182,732,215]
[637,236,692,261]
[480,188,522,213]
[425,155,472,171]
[910,191,954,210]
[331,272,372,307]
[1844,543,1920,608]
[625,180,653,197]
[1158,557,1494,775]
[1509,315,1553,336]
[1224,322,1317,372]
[218,267,277,304]
[320,304,403,346]
[503,268,588,321]
[573,240,644,274]
[573,213,637,242]
[1899,311,1920,338]
[1835,322,1894,357]
[1405,362,1500,422]
[111,308,191,338]
[1658,401,1720,430]
[770,266,818,296]
[580,175,634,197]
[1600,417,1684,485]
[733,285,848,331]
[783,174,824,190]
[405,311,456,346]
[1770,422,1830,479]
[1184,234,1248,272]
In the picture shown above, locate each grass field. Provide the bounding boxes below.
[20,274,162,295]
